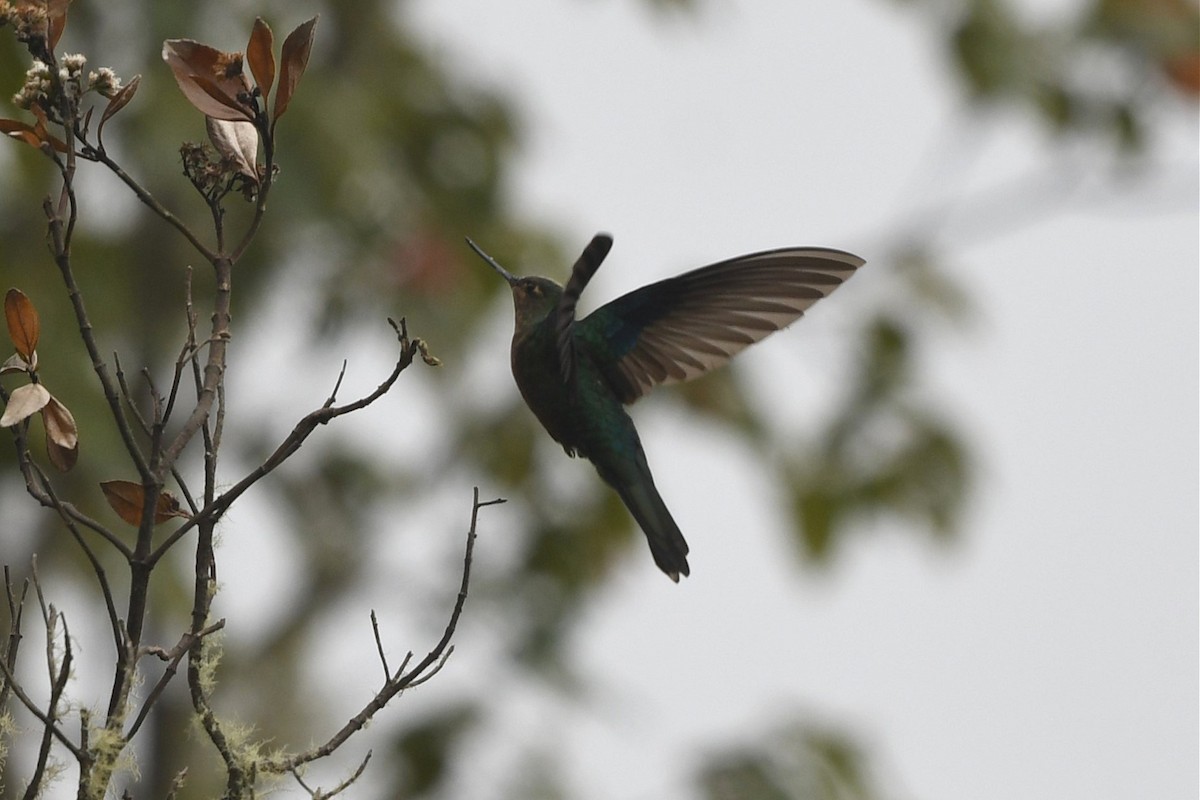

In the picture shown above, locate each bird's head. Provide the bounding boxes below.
[467,238,564,327]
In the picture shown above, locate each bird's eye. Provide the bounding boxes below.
[527,283,542,297]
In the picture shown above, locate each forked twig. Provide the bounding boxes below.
[260,488,504,774]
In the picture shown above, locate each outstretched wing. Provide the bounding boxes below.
[555,233,613,384]
[581,247,864,404]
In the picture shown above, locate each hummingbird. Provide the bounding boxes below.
[469,233,863,582]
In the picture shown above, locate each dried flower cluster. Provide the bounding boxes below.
[12,52,122,110]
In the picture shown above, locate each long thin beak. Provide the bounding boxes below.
[465,237,518,285]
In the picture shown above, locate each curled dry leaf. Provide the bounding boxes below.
[42,394,78,471]
[274,16,318,123]
[206,116,259,179]
[247,18,276,103]
[100,480,192,527]
[162,39,255,122]
[1,353,33,375]
[97,74,141,141]
[0,382,51,427]
[4,288,40,361]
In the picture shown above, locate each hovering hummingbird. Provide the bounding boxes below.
[469,233,864,582]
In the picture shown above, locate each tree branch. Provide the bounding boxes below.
[260,488,503,774]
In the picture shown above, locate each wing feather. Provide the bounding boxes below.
[582,247,864,403]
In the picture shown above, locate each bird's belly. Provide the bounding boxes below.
[514,365,631,462]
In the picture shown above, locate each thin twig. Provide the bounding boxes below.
[0,567,28,712]
[23,606,74,800]
[0,565,82,761]
[290,750,372,800]
[90,148,216,263]
[28,461,125,654]
[260,488,502,773]
[148,318,432,567]
[126,619,225,740]
[369,610,390,682]
[43,196,151,483]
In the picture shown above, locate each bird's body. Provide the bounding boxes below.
[471,233,863,581]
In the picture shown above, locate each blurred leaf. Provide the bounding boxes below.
[4,287,40,361]
[388,705,480,796]
[0,117,62,152]
[699,721,878,800]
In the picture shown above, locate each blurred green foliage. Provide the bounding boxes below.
[0,0,1193,797]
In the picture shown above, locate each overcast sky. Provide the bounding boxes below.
[390,2,1199,799]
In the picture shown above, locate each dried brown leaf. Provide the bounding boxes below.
[0,118,68,153]
[162,39,255,122]
[153,491,191,523]
[29,104,69,152]
[0,383,51,427]
[100,480,191,527]
[98,74,141,139]
[43,0,72,50]
[0,119,44,149]
[247,18,276,102]
[4,288,40,361]
[43,395,78,471]
[273,16,318,122]
[100,480,143,525]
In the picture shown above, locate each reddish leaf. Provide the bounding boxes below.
[162,39,255,122]
[0,383,51,427]
[273,16,318,122]
[4,288,40,361]
[100,480,192,527]
[1165,51,1200,96]
[46,0,71,50]
[0,118,68,153]
[100,480,143,525]
[42,394,78,471]
[247,18,276,102]
[97,74,141,140]
[29,104,69,152]
[0,119,43,149]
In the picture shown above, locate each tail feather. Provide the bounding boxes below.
[610,475,691,582]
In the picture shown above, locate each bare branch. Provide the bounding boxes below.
[28,461,125,654]
[370,610,390,682]
[43,197,151,483]
[0,567,29,712]
[260,488,501,774]
[0,566,82,761]
[89,148,216,263]
[290,750,372,800]
[148,317,433,567]
[23,602,73,800]
[126,619,225,740]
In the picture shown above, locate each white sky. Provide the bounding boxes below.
[392,2,1199,799]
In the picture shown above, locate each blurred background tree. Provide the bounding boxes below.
[1,0,1194,797]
